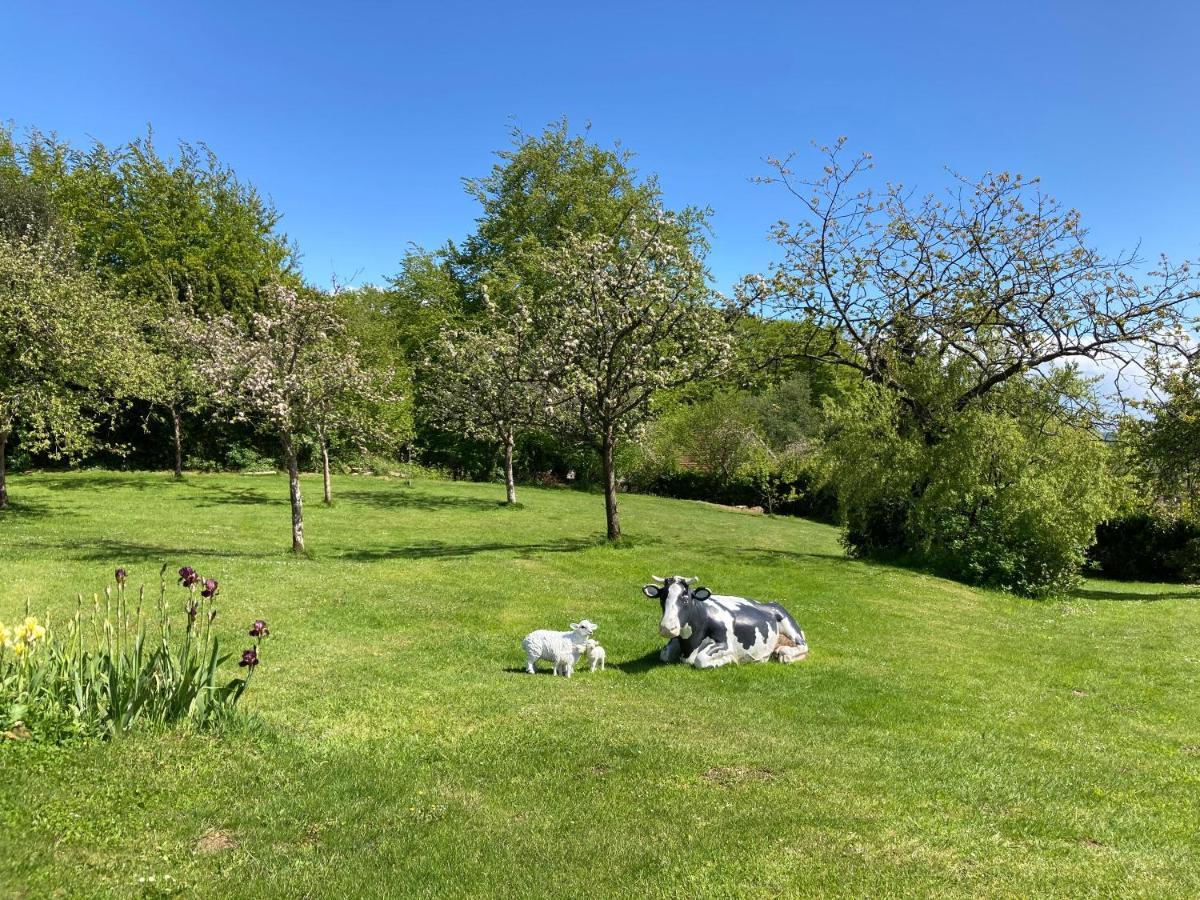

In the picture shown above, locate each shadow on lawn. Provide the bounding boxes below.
[31,473,165,493]
[613,648,666,675]
[339,536,601,562]
[337,487,504,513]
[738,547,852,565]
[1070,587,1200,602]
[193,484,278,507]
[0,497,71,520]
[46,538,275,563]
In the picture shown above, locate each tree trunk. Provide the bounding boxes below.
[503,432,517,505]
[0,427,8,510]
[601,428,621,541]
[284,436,305,554]
[321,435,332,506]
[170,405,183,479]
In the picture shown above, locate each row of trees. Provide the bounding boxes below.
[0,128,401,551]
[3,121,1199,593]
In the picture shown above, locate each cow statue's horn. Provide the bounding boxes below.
[650,575,665,583]
[685,576,699,585]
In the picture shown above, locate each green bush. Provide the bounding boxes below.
[0,566,269,742]
[912,413,1112,596]
[1089,514,1200,582]
[822,384,1116,597]
[225,444,278,473]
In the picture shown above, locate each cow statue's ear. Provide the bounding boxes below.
[692,587,712,601]
[642,585,660,598]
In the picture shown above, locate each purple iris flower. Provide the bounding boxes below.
[201,578,219,599]
[238,648,259,669]
[178,566,199,587]
[115,567,127,585]
[249,619,269,638]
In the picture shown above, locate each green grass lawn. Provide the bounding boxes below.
[2,471,1199,898]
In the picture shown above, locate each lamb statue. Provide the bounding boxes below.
[521,620,598,677]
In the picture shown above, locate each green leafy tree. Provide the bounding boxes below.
[1124,355,1200,518]
[746,140,1196,592]
[0,235,144,507]
[820,369,1116,595]
[3,126,298,472]
[451,120,664,310]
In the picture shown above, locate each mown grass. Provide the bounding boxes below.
[1,471,1199,898]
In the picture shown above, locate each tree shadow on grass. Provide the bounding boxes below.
[43,538,278,563]
[338,536,602,562]
[737,547,853,565]
[337,487,505,513]
[1069,587,1200,602]
[32,473,169,492]
[0,497,72,521]
[192,484,279,507]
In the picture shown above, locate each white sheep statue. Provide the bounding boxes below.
[583,639,606,672]
[522,620,598,677]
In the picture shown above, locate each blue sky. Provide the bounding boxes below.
[3,1,1198,295]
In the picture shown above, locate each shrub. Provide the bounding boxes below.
[225,444,278,473]
[1089,514,1200,582]
[822,384,1116,597]
[0,566,270,742]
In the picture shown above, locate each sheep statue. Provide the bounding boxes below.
[583,639,606,672]
[522,620,598,677]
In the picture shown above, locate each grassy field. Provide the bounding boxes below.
[1,471,1199,898]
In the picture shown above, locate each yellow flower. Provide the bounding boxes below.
[20,617,45,644]
[11,642,26,657]
[0,623,10,648]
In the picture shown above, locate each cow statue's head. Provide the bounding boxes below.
[642,575,712,638]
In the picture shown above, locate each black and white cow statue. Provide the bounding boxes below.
[643,575,808,668]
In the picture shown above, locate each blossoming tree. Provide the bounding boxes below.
[422,289,550,504]
[543,218,736,539]
[194,285,397,552]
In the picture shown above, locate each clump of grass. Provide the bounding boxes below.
[0,565,269,742]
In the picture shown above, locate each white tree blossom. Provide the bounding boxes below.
[421,290,552,504]
[194,284,398,552]
[542,219,736,539]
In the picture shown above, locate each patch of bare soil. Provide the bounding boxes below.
[196,830,237,854]
[702,766,777,786]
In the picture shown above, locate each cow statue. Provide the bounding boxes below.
[643,575,808,668]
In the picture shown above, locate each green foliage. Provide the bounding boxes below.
[4,126,297,316]
[452,119,676,309]
[822,377,1117,596]
[1089,514,1200,582]
[334,285,415,449]
[912,411,1113,596]
[0,568,265,742]
[631,376,826,514]
[1122,357,1200,519]
[225,445,277,473]
[0,234,149,504]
